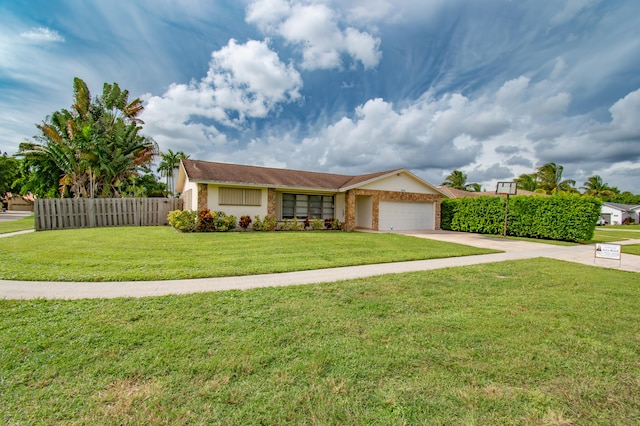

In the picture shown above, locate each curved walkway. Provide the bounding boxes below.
[0,230,638,300]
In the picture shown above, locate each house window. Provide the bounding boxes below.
[219,188,262,206]
[282,194,334,219]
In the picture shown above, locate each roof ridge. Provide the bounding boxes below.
[181,159,406,190]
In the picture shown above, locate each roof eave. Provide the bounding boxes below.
[339,169,405,191]
[188,179,340,193]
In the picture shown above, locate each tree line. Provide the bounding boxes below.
[0,78,188,204]
[441,164,640,204]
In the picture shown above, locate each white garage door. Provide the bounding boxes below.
[378,201,434,231]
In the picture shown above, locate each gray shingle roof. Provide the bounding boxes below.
[603,202,640,211]
[181,159,403,190]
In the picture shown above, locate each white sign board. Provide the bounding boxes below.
[595,243,621,260]
[496,181,518,195]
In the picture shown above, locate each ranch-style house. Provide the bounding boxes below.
[176,159,447,231]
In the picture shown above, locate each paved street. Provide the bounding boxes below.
[0,210,32,222]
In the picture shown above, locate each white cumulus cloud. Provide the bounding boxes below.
[246,0,381,70]
[141,38,302,155]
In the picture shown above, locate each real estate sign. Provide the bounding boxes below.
[595,243,621,260]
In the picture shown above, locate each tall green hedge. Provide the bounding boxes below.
[441,195,601,242]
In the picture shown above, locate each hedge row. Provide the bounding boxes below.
[167,209,343,232]
[441,195,602,242]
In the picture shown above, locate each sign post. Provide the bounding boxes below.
[496,182,518,237]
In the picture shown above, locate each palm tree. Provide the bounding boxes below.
[513,173,538,192]
[535,162,577,194]
[581,175,615,199]
[17,77,157,198]
[157,149,190,196]
[441,170,481,191]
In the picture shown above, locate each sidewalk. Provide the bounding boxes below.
[0,230,638,300]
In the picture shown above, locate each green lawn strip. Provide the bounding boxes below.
[622,244,640,256]
[0,227,497,281]
[590,230,640,243]
[0,216,34,234]
[1,258,639,424]
[483,234,575,246]
[603,224,640,230]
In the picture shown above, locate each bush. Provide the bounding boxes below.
[167,210,197,232]
[213,211,237,232]
[253,215,277,231]
[239,215,252,230]
[196,208,216,232]
[326,218,342,230]
[279,218,303,231]
[310,218,324,230]
[441,195,601,242]
[168,208,237,233]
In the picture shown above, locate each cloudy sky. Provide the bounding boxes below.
[2,0,640,193]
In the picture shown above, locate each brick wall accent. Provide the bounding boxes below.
[344,189,443,231]
[197,183,208,211]
[267,188,277,217]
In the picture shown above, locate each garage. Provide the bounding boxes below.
[378,201,434,231]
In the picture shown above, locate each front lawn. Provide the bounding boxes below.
[0,227,497,281]
[1,258,638,424]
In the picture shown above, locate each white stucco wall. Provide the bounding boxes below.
[601,205,628,225]
[180,180,198,210]
[359,173,438,194]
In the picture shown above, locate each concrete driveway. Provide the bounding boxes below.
[0,230,638,300]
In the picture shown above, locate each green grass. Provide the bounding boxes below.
[0,227,497,281]
[623,244,640,256]
[0,215,34,234]
[1,258,639,425]
[590,230,640,243]
[603,224,640,230]
[484,234,575,246]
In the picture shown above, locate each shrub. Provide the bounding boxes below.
[167,210,197,232]
[329,218,342,231]
[214,211,237,232]
[239,215,252,230]
[279,218,303,231]
[253,215,277,231]
[441,195,601,242]
[196,208,216,232]
[310,218,324,230]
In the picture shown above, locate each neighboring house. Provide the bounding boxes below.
[436,186,543,198]
[3,193,35,211]
[176,159,447,231]
[600,202,640,225]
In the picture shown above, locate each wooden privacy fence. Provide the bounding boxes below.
[34,198,184,231]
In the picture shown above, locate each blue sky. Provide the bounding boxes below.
[1,0,639,192]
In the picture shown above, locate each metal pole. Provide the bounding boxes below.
[503,194,509,237]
